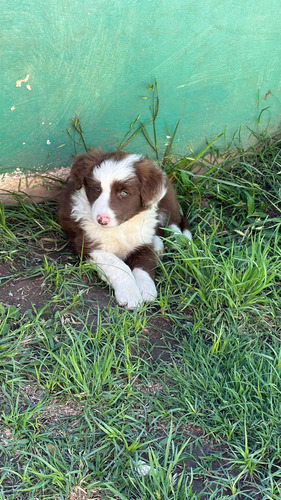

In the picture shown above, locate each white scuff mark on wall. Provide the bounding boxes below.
[26,84,32,91]
[165,135,171,146]
[16,74,30,87]
[10,106,15,111]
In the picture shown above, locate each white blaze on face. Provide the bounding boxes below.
[91,154,142,227]
[91,190,116,227]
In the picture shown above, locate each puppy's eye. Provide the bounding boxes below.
[120,190,128,198]
[95,186,101,193]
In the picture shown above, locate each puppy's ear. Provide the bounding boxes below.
[70,149,104,189]
[135,159,167,208]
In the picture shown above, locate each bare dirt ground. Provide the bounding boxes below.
[0,255,177,363]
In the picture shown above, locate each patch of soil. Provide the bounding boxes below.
[138,315,179,362]
[0,272,49,313]
[0,258,110,314]
[0,259,181,363]
[64,486,118,500]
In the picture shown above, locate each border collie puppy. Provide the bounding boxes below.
[58,150,191,309]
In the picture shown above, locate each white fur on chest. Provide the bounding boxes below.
[71,187,158,259]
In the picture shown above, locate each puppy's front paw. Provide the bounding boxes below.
[133,268,157,303]
[114,282,143,309]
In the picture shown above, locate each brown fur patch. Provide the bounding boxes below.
[125,245,158,279]
[109,178,142,224]
[135,159,166,208]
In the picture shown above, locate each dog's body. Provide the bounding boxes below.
[58,150,191,308]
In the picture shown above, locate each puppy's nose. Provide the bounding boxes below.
[97,214,111,226]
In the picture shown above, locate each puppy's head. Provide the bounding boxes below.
[70,150,167,227]
[70,149,104,189]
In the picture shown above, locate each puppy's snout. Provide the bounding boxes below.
[97,214,111,226]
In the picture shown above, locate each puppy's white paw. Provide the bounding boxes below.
[182,229,192,241]
[140,283,157,303]
[133,268,157,303]
[114,282,143,309]
[169,224,192,243]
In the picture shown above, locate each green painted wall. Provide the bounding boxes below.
[1,0,281,174]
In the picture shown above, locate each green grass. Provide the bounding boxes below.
[1,133,281,499]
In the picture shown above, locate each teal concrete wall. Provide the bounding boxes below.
[1,0,281,174]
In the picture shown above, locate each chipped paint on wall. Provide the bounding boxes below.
[16,74,30,88]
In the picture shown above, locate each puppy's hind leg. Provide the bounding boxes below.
[180,216,192,241]
[169,216,192,242]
